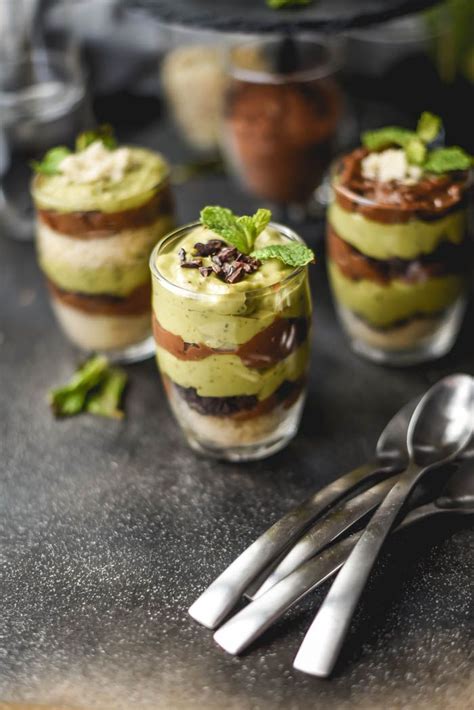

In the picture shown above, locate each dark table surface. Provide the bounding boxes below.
[1,119,473,710]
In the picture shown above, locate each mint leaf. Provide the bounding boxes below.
[200,206,249,253]
[31,146,71,175]
[86,367,127,419]
[200,206,272,254]
[48,355,109,417]
[75,124,117,152]
[362,127,416,151]
[405,137,427,165]
[251,243,315,267]
[267,0,312,8]
[424,147,473,173]
[416,112,442,143]
[251,208,271,234]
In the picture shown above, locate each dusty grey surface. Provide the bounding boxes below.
[1,127,473,710]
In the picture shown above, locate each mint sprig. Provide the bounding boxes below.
[424,147,473,174]
[86,367,127,419]
[48,356,127,419]
[75,124,117,152]
[362,127,416,151]
[251,243,315,268]
[200,206,271,254]
[31,125,118,177]
[31,146,72,175]
[362,112,472,174]
[416,111,442,143]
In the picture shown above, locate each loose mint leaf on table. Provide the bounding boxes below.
[416,112,443,143]
[49,355,109,417]
[251,243,315,267]
[86,367,127,420]
[75,124,117,152]
[424,147,473,173]
[200,206,271,254]
[361,127,416,151]
[31,146,71,175]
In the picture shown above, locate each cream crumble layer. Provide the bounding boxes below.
[38,215,174,297]
[51,300,151,351]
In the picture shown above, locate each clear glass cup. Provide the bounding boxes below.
[221,36,342,208]
[32,163,175,363]
[150,222,313,461]
[0,51,90,240]
[327,158,471,366]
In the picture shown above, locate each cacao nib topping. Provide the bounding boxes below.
[179,238,262,283]
[181,258,203,269]
[194,239,225,257]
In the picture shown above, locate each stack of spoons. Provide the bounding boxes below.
[189,374,474,677]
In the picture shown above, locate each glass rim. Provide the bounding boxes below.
[149,220,307,299]
[226,35,342,85]
[330,155,473,210]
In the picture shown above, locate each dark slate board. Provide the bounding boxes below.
[0,117,473,709]
[129,0,441,33]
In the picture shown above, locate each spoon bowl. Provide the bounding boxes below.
[408,374,474,467]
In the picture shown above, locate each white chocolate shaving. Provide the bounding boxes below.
[59,141,132,184]
[361,148,422,184]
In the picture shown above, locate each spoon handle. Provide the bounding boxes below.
[293,461,424,677]
[189,461,395,629]
[214,500,445,656]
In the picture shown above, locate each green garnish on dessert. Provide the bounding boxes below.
[195,206,315,283]
[49,356,127,419]
[362,112,473,173]
[31,125,117,175]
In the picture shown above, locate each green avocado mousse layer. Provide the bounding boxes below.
[326,112,471,366]
[31,126,175,359]
[150,206,315,461]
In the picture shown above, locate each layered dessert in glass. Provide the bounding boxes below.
[222,36,341,206]
[327,113,472,365]
[32,129,175,361]
[150,206,314,461]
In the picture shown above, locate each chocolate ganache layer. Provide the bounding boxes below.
[38,184,174,238]
[47,280,151,316]
[153,315,309,368]
[335,148,470,223]
[328,226,466,286]
[169,377,304,420]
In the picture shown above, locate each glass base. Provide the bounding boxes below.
[336,300,466,367]
[97,334,156,364]
[168,385,306,462]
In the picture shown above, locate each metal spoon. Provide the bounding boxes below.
[213,463,473,656]
[189,399,416,629]
[293,373,474,678]
[249,474,400,600]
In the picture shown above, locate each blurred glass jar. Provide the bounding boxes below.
[0,0,91,240]
[161,40,227,155]
[327,155,472,366]
[221,36,342,207]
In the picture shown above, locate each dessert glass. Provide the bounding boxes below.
[327,153,471,365]
[150,222,312,461]
[32,148,175,363]
[221,36,341,207]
